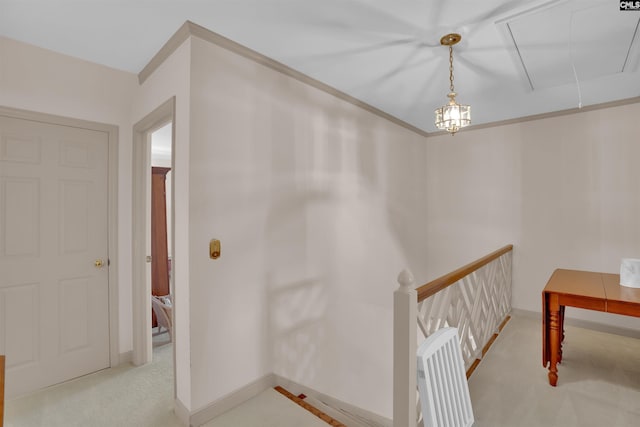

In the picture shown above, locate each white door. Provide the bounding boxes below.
[0,115,110,398]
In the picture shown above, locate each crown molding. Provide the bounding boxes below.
[137,20,430,138]
[458,96,640,135]
[138,21,640,140]
[137,21,192,85]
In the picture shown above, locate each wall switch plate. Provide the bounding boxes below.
[210,239,221,259]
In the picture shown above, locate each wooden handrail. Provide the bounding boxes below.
[416,244,513,302]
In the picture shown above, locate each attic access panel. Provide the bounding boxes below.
[499,0,640,90]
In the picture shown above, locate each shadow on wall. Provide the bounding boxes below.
[382,129,429,282]
[267,274,328,385]
[259,97,427,414]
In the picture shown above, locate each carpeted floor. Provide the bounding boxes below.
[5,342,179,427]
[5,314,640,426]
[4,340,331,427]
[203,388,330,427]
[468,314,640,427]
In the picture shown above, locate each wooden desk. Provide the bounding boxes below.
[542,269,640,386]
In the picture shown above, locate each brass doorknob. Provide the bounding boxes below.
[95,259,104,268]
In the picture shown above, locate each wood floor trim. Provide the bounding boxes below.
[466,315,511,379]
[274,386,347,427]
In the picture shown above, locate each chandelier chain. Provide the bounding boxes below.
[449,45,455,93]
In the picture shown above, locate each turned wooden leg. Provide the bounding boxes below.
[542,292,549,369]
[548,308,560,386]
[558,305,565,363]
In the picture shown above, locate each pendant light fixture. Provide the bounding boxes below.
[434,33,470,135]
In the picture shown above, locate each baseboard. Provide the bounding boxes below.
[273,374,393,427]
[117,350,133,365]
[189,373,277,427]
[186,373,393,427]
[174,397,190,426]
[512,308,640,339]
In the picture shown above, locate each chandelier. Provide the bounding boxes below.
[434,33,470,135]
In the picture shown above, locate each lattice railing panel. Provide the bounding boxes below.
[416,251,512,371]
[393,246,512,427]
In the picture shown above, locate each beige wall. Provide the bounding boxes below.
[187,35,429,416]
[5,27,640,422]
[0,36,138,353]
[426,102,640,330]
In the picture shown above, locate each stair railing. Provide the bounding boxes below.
[393,245,513,427]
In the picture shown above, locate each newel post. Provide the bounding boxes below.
[393,269,417,427]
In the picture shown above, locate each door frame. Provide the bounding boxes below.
[131,97,175,366]
[0,105,120,366]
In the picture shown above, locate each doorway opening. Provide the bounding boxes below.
[150,123,173,348]
[132,98,175,376]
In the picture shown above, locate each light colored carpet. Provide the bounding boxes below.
[5,315,640,426]
[4,342,330,427]
[469,314,640,427]
[5,343,179,427]
[202,388,330,427]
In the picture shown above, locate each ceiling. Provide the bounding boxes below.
[2,0,639,133]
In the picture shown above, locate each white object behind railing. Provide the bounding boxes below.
[393,245,513,427]
[417,327,473,427]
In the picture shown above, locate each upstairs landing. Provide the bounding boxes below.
[203,388,332,427]
[204,386,378,427]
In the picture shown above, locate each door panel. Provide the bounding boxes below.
[0,115,110,398]
[3,178,40,256]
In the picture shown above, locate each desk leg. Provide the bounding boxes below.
[559,305,565,363]
[548,294,560,386]
[542,292,549,368]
